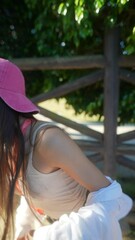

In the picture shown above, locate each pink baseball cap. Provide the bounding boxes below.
[0,58,39,113]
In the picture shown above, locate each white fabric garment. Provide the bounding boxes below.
[15,178,133,240]
[33,204,121,240]
[15,196,42,239]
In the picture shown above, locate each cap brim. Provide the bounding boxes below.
[0,89,39,113]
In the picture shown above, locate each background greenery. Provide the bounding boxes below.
[0,0,135,123]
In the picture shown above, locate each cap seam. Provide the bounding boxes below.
[0,87,23,94]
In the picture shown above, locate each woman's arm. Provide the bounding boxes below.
[34,127,110,191]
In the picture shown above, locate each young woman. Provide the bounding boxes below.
[0,58,132,240]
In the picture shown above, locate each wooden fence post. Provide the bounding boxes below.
[103,27,120,178]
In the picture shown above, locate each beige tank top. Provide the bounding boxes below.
[25,122,87,219]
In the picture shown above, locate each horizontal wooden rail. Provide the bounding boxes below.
[119,55,135,68]
[75,139,103,152]
[85,153,103,163]
[120,69,135,85]
[12,55,135,71]
[13,55,105,70]
[117,130,135,144]
[117,155,135,170]
[117,144,135,155]
[32,70,104,103]
[74,139,135,156]
[39,106,103,141]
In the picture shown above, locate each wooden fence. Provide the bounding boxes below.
[13,28,135,178]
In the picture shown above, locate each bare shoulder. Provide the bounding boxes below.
[35,126,71,164]
[37,124,84,166]
[34,124,110,190]
[36,125,84,168]
[32,126,67,172]
[38,125,69,148]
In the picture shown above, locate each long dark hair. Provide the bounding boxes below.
[0,98,34,239]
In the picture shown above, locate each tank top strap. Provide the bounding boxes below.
[30,121,58,145]
[26,121,59,170]
[25,121,58,187]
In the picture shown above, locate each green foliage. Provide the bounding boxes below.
[119,82,135,123]
[0,0,135,123]
[118,177,135,199]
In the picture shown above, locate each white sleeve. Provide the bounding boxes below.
[33,204,122,240]
[15,196,42,239]
[33,179,133,240]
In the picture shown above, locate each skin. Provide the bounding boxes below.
[17,120,110,239]
[32,125,110,191]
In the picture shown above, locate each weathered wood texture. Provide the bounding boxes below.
[117,155,135,170]
[32,70,104,103]
[39,106,103,141]
[117,130,135,144]
[12,55,135,70]
[103,28,120,177]
[86,153,103,163]
[75,139,103,153]
[11,28,135,176]
[13,55,105,70]
[120,69,135,84]
[117,144,135,155]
